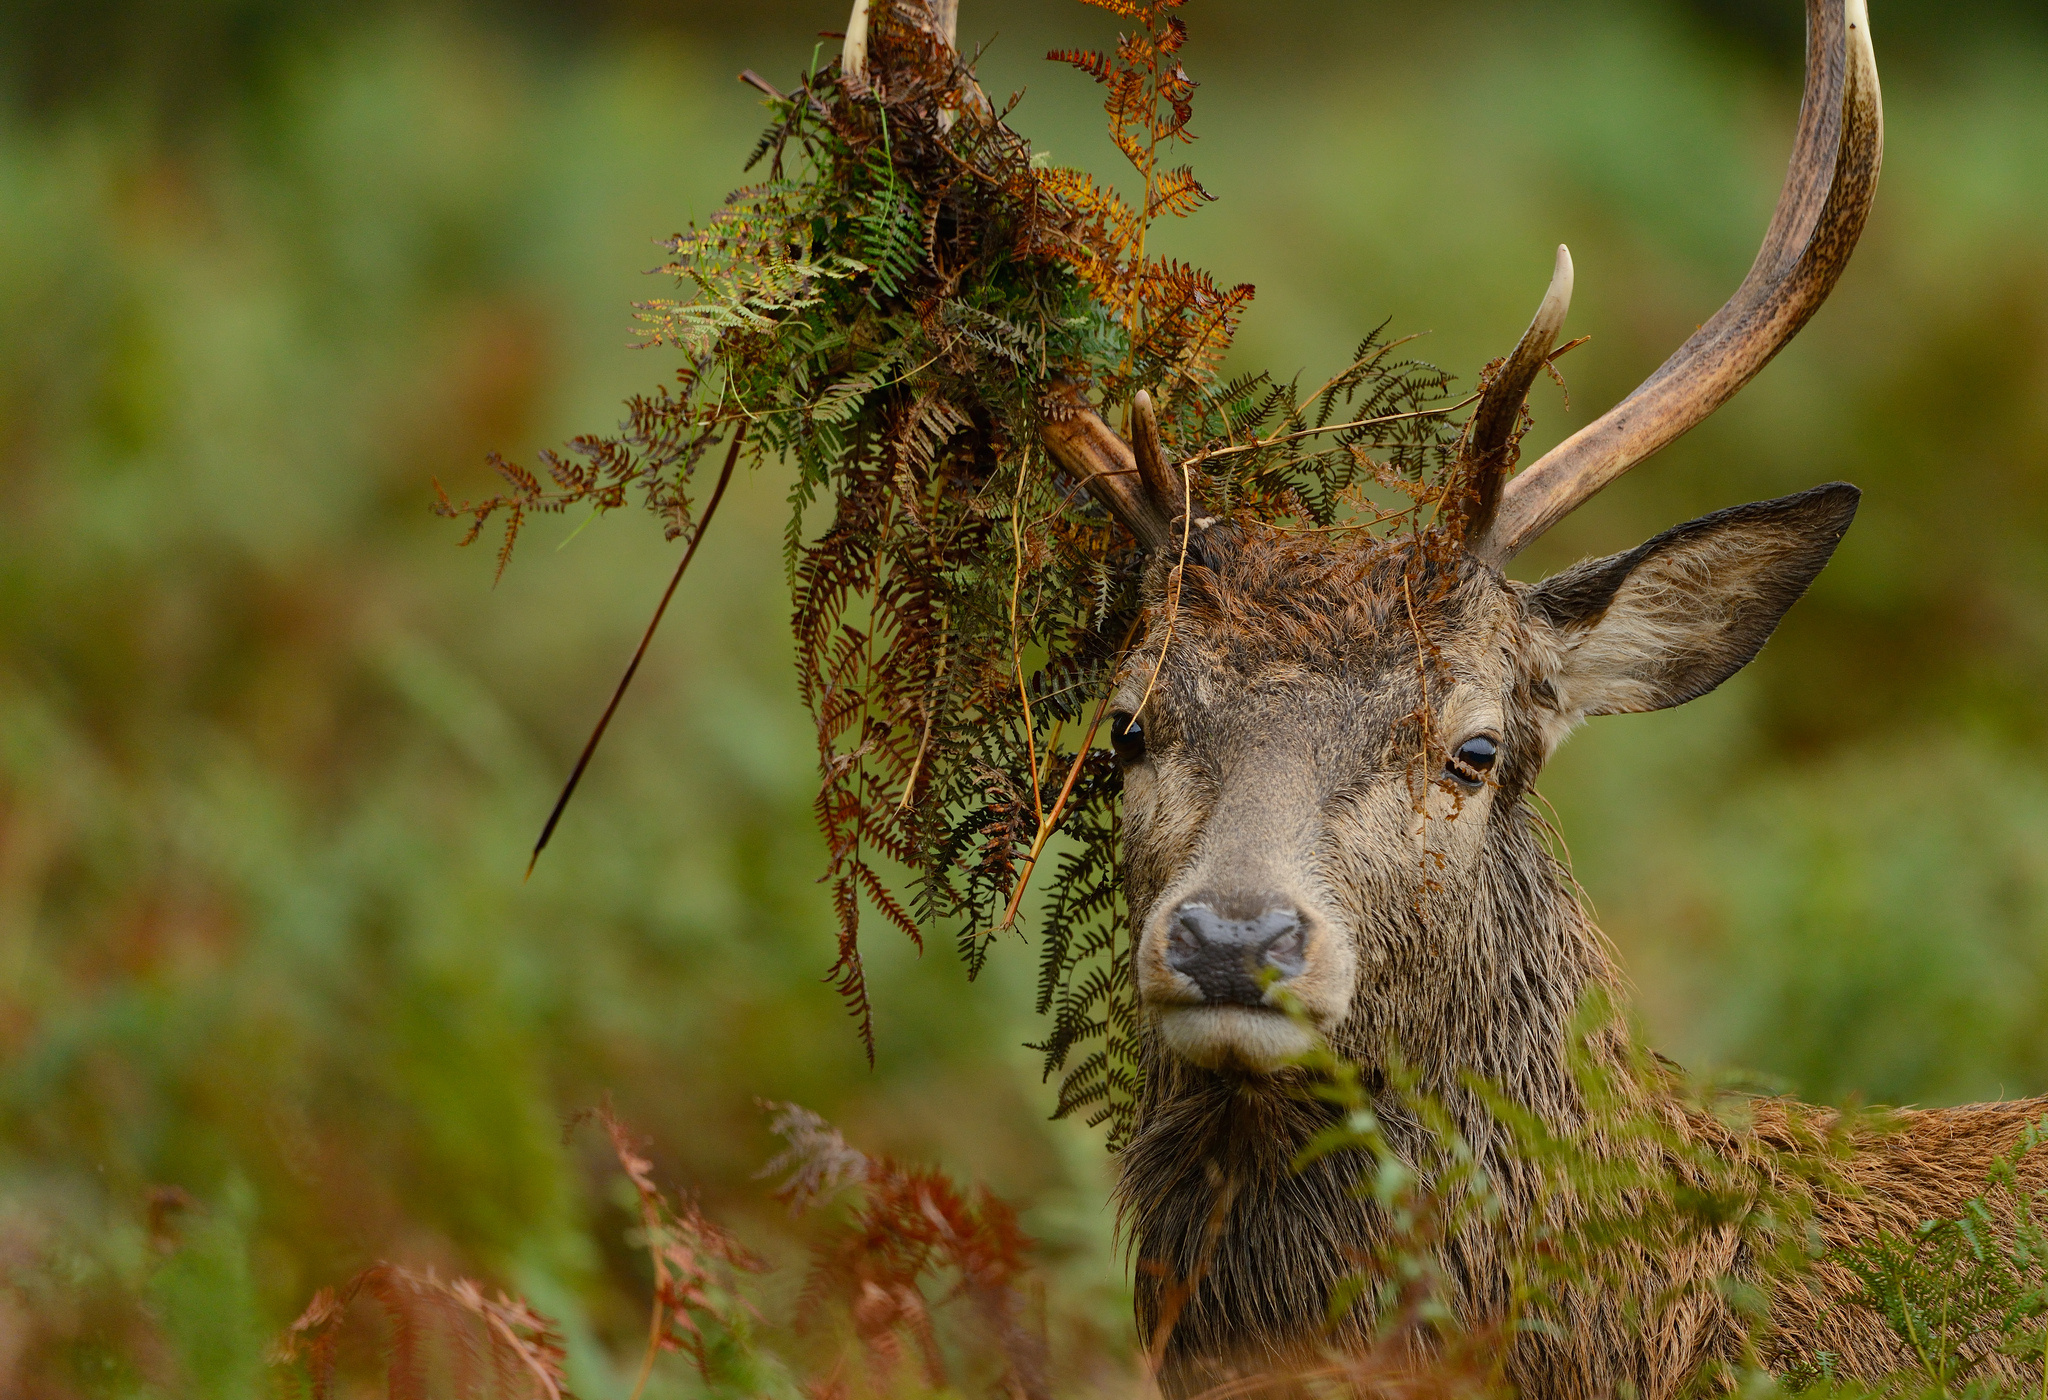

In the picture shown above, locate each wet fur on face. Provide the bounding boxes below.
[1115,527,1577,1078]
[1102,492,2048,1399]
[1111,523,1635,1393]
[1117,487,1862,1083]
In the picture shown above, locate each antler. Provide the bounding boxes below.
[1453,244,1574,544]
[845,0,961,76]
[1129,390,1181,510]
[843,0,871,81]
[1472,0,1882,567]
[844,0,985,125]
[1041,381,1176,550]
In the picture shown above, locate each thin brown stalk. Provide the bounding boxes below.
[1401,570,1437,820]
[626,1283,664,1400]
[526,424,747,880]
[480,1307,565,1400]
[1032,716,1067,810]
[1299,330,1428,417]
[1130,22,1164,341]
[1164,299,1238,405]
[1180,393,1481,471]
[998,614,1142,930]
[1009,492,1044,823]
[898,627,950,809]
[1264,502,1414,534]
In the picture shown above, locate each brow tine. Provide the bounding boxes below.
[1456,244,1574,543]
[1476,0,1882,566]
[1042,382,1174,550]
[843,0,869,81]
[1130,390,1180,511]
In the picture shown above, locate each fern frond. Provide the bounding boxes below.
[1146,165,1211,220]
[1048,48,1113,83]
[455,0,1470,1151]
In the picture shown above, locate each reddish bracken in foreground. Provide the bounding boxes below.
[270,1106,1068,1400]
[269,1101,1537,1400]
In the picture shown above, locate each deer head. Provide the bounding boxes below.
[1042,0,1881,1083]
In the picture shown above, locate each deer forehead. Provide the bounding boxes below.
[1117,543,1527,747]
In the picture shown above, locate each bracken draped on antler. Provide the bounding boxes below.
[455,0,1873,1143]
[423,6,2048,1400]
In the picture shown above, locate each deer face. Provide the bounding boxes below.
[1111,488,1858,1073]
[1044,0,1875,1074]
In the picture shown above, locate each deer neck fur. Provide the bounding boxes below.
[1117,794,1646,1392]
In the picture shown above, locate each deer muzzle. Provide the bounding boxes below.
[1164,899,1308,1005]
[1142,884,1349,1072]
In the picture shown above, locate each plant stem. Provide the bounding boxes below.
[526,424,747,879]
[626,1288,665,1400]
[999,615,1142,929]
[1010,485,1044,823]
[1180,393,1481,471]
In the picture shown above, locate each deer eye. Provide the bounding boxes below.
[1110,712,1146,761]
[1446,734,1499,789]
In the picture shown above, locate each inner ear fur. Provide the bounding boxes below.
[1523,482,1860,718]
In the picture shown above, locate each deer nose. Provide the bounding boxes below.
[1165,899,1308,1006]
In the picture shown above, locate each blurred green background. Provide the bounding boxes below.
[3,0,2045,1392]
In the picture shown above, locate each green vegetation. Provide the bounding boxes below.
[1801,1117,2048,1395]
[4,1,2048,1395]
[432,0,1477,1145]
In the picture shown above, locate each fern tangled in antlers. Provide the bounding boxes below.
[439,0,1486,1146]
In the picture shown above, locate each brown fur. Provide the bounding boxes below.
[1108,515,2048,1399]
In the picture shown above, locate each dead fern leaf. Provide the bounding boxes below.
[274,1264,570,1400]
[451,0,1473,1145]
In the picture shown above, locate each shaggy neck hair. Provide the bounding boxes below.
[1112,527,1656,1396]
[1116,788,1641,1392]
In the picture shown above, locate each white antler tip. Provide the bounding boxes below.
[843,0,870,78]
[1542,245,1575,325]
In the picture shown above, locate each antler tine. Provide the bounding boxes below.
[1130,390,1181,510]
[1475,0,1882,567]
[1455,244,1574,543]
[845,0,985,124]
[843,0,870,83]
[847,1,964,64]
[1042,383,1175,550]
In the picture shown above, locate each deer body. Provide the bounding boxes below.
[1035,1,2048,1393]
[1103,531,2048,1398]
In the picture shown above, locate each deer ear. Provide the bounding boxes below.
[1524,483,1859,719]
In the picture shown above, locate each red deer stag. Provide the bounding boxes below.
[1041,1,2048,1395]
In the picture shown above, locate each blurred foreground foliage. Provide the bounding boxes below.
[262,1060,2048,1400]
[2,0,2047,1394]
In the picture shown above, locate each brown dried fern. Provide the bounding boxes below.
[444,0,1472,1136]
[273,1264,570,1400]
